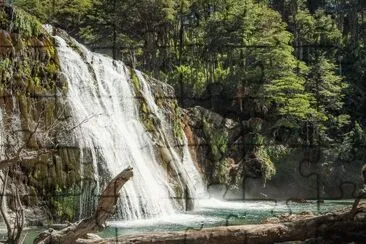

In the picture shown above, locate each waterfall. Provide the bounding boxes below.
[53,35,205,220]
[136,71,206,200]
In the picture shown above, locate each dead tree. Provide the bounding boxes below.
[101,203,366,244]
[34,167,134,244]
[0,168,25,244]
[349,163,366,217]
[0,99,102,243]
[0,108,59,244]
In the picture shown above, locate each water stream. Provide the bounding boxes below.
[54,34,205,220]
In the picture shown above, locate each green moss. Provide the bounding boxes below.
[12,8,44,38]
[0,6,63,95]
[51,187,77,221]
[46,45,57,60]
[171,102,185,141]
[45,102,55,127]
[33,76,41,86]
[128,70,157,133]
[203,118,228,162]
[141,101,148,114]
[0,9,9,29]
[0,58,12,82]
[212,158,231,184]
[144,116,155,132]
[173,119,184,141]
[130,70,141,91]
[45,62,58,74]
[255,147,276,181]
[246,132,265,146]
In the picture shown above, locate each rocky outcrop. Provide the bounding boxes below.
[183,106,244,187]
[0,5,95,223]
[129,71,188,201]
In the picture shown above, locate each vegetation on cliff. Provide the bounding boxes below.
[0,4,84,230]
[0,2,364,243]
[0,5,65,96]
[10,0,366,194]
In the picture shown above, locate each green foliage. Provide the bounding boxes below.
[212,158,231,184]
[265,144,290,162]
[51,187,77,221]
[255,146,276,181]
[265,72,318,120]
[13,0,47,21]
[292,9,342,48]
[0,6,44,37]
[338,122,366,161]
[308,56,347,112]
[12,7,44,37]
[130,71,141,90]
[11,0,366,190]
[171,102,185,141]
[0,6,63,95]
[169,65,206,95]
[0,58,11,70]
[0,8,9,29]
[15,0,93,35]
[202,118,228,162]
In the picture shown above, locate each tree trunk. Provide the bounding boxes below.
[34,167,133,244]
[95,202,366,244]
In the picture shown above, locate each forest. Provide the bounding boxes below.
[14,0,366,188]
[1,0,366,243]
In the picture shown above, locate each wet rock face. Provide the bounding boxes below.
[184,106,244,186]
[0,5,94,223]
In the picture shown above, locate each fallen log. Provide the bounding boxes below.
[92,202,365,244]
[34,167,134,244]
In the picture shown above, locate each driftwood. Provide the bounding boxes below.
[84,202,366,244]
[34,167,134,244]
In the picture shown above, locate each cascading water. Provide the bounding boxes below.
[53,34,205,220]
[136,71,206,200]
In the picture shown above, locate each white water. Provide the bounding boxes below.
[136,71,206,200]
[54,35,205,220]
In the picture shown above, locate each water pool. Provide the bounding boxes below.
[100,199,353,238]
[15,199,354,243]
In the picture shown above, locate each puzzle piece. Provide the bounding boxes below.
[2,3,366,243]
[184,223,204,244]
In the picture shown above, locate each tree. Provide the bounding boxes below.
[290,8,342,61]
[79,0,177,70]
[0,111,58,244]
[34,167,133,244]
[14,0,93,36]
[307,55,349,129]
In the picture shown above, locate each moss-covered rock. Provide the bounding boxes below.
[0,5,88,224]
[0,5,66,97]
[184,106,244,186]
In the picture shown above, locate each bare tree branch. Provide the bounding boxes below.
[0,169,11,236]
[67,113,103,132]
[34,167,134,244]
